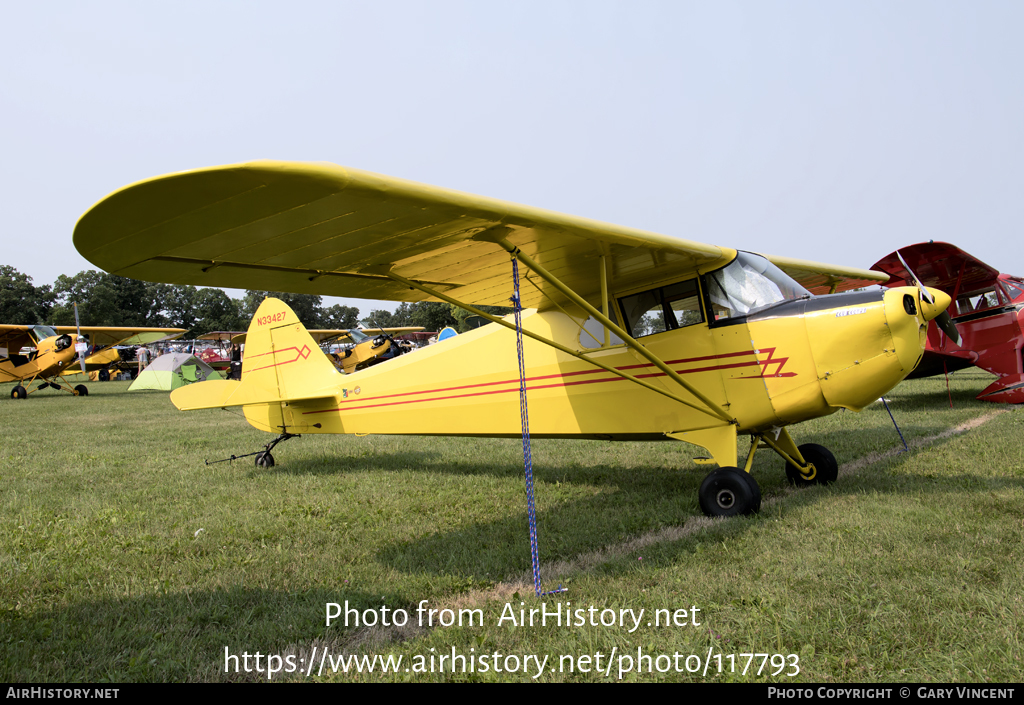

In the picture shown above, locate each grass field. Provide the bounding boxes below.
[2,369,1022,682]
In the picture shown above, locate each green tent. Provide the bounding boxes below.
[129,352,223,391]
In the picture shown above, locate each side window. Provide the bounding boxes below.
[1003,280,1024,301]
[579,314,625,349]
[618,279,704,338]
[956,288,1001,315]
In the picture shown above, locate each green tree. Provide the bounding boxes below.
[321,304,360,329]
[242,291,324,327]
[192,288,245,336]
[49,271,119,325]
[0,266,53,324]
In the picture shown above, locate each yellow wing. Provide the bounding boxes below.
[74,161,882,308]
[0,325,39,357]
[766,254,886,295]
[53,326,187,348]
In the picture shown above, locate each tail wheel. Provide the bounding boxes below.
[74,385,89,397]
[255,451,275,468]
[11,385,27,400]
[785,443,838,486]
[699,467,761,517]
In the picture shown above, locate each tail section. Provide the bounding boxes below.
[171,298,340,411]
[977,373,1024,404]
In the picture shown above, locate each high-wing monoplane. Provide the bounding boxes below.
[74,161,952,516]
[2,323,186,398]
[872,242,1024,404]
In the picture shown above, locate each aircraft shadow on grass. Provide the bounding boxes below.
[0,585,396,682]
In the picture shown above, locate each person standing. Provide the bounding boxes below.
[137,345,150,374]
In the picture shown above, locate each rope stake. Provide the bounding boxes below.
[881,397,909,453]
[510,256,565,598]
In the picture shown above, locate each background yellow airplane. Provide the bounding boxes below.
[74,161,951,516]
[2,323,186,398]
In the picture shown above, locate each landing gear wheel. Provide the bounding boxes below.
[74,385,88,397]
[99,369,110,382]
[255,451,275,468]
[784,443,838,486]
[11,385,27,399]
[699,467,761,517]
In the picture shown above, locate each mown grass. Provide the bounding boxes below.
[1,371,1021,682]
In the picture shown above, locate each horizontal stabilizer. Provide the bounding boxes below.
[977,374,1024,404]
[171,297,341,410]
[170,379,337,410]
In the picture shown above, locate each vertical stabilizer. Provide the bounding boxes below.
[241,297,341,399]
[171,297,341,412]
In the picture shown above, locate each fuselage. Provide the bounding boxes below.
[240,284,937,441]
[0,327,76,383]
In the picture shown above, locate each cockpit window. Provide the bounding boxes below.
[618,279,704,339]
[956,288,1003,315]
[703,252,810,321]
[1001,280,1024,301]
[29,325,57,343]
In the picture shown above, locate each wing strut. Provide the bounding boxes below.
[385,252,737,426]
[493,238,737,425]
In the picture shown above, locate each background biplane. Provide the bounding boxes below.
[74,161,952,516]
[872,242,1024,404]
[2,322,186,398]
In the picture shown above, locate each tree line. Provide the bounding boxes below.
[1,266,509,337]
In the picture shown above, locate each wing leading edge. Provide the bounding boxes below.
[75,161,883,309]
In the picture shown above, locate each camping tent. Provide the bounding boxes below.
[128,352,223,391]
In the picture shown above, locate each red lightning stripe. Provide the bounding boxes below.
[245,345,311,373]
[302,347,794,415]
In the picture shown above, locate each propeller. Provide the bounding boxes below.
[897,251,962,346]
[73,303,88,375]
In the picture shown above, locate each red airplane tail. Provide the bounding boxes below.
[977,374,1024,404]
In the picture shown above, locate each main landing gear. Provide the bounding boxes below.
[696,430,838,517]
[699,467,761,517]
[9,380,87,399]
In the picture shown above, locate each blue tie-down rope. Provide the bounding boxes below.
[881,397,909,453]
[510,256,566,598]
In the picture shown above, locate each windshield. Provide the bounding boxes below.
[703,252,810,320]
[30,325,58,343]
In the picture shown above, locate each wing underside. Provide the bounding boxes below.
[871,242,1001,294]
[75,161,884,309]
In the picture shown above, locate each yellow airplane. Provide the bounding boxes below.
[74,161,952,516]
[2,322,186,398]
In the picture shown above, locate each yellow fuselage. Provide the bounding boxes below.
[0,335,76,384]
[239,287,932,445]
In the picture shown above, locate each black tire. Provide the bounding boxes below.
[11,385,27,400]
[99,369,110,382]
[784,443,838,486]
[699,467,761,517]
[255,451,275,469]
[74,385,89,397]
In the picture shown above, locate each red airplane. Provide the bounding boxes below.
[872,242,1024,404]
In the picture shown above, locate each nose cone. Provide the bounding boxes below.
[805,288,932,412]
[919,287,952,322]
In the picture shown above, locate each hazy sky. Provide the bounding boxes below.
[4,1,1023,313]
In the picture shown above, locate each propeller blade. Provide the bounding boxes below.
[934,310,962,347]
[896,251,934,304]
[73,302,87,374]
